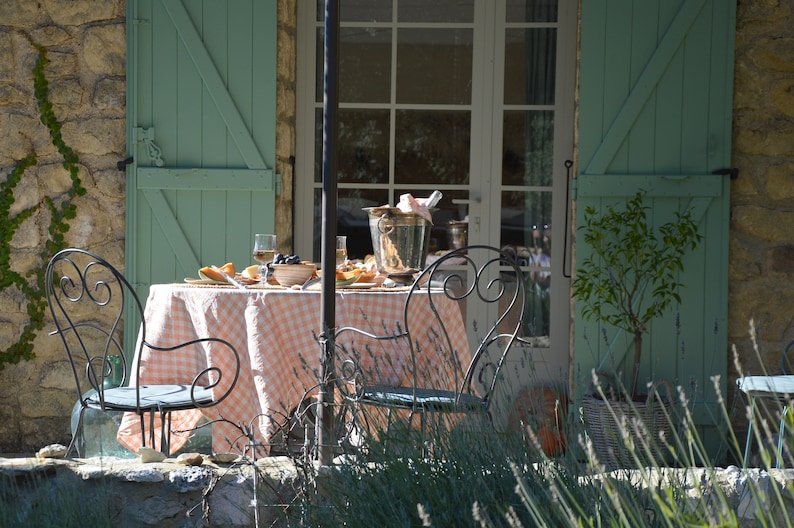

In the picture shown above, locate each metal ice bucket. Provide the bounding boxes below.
[446,220,468,249]
[364,206,432,282]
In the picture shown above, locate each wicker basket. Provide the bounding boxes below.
[582,389,674,470]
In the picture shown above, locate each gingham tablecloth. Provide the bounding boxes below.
[117,283,468,454]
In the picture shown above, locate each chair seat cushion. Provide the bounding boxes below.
[737,375,794,396]
[86,385,214,411]
[362,385,484,412]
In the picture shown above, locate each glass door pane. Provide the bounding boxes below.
[496,2,559,343]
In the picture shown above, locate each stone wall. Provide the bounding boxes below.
[729,0,794,381]
[0,455,301,527]
[2,455,793,527]
[0,0,792,455]
[0,0,127,453]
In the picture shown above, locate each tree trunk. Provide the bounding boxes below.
[630,330,642,400]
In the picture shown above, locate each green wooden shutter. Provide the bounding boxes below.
[124,0,276,340]
[574,0,736,461]
[126,0,276,278]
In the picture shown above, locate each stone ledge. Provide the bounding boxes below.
[2,455,793,527]
[0,454,303,527]
[589,465,794,526]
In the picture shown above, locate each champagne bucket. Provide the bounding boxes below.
[447,221,468,249]
[364,206,433,282]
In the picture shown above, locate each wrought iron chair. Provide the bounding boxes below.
[333,245,527,441]
[737,340,794,468]
[46,248,240,456]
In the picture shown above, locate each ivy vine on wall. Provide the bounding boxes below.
[0,40,86,370]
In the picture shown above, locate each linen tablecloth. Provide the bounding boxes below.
[117,284,468,454]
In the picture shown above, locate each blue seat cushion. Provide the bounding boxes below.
[737,375,794,397]
[362,385,484,413]
[85,385,214,412]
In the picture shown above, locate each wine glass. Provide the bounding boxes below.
[253,234,276,283]
[336,236,348,268]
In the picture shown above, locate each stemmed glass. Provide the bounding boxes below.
[336,236,348,268]
[252,234,276,283]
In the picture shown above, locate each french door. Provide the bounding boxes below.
[296,0,576,390]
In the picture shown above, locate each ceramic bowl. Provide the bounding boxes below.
[272,263,316,287]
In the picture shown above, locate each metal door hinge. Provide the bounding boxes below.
[117,156,133,172]
[712,167,739,180]
[275,173,282,196]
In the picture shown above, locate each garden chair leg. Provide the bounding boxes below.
[743,399,756,467]
[776,405,789,469]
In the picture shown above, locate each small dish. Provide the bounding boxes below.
[338,282,376,289]
[335,274,361,287]
[319,268,363,287]
[184,277,226,285]
[199,264,235,282]
[198,269,224,282]
[272,263,316,287]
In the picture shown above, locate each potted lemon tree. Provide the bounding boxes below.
[572,190,702,468]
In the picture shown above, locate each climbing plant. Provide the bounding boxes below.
[0,40,86,369]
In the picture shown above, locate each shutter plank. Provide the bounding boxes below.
[161,0,267,170]
[585,0,708,175]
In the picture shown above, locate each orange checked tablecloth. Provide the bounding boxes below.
[117,283,468,454]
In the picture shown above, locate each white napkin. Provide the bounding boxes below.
[397,193,433,223]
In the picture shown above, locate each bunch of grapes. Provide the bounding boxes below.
[272,253,302,265]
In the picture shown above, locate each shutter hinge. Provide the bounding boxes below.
[570,177,578,201]
[712,167,739,180]
[117,156,133,172]
[275,173,282,196]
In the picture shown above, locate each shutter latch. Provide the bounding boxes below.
[134,127,164,167]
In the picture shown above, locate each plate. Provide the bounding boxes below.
[199,269,225,281]
[184,277,226,285]
[335,275,360,287]
[317,269,364,287]
[338,282,376,289]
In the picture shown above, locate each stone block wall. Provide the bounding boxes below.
[729,0,794,381]
[0,0,127,452]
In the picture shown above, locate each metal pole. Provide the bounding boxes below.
[317,0,339,465]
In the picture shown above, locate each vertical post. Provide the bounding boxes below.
[317,0,340,465]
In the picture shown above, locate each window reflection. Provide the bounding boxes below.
[398,0,474,23]
[501,190,551,339]
[317,0,393,23]
[504,28,556,106]
[397,28,473,105]
[337,110,391,184]
[503,110,554,187]
[395,110,470,185]
[317,0,477,23]
[314,109,391,184]
[313,188,389,261]
[315,27,392,104]
[506,0,558,23]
